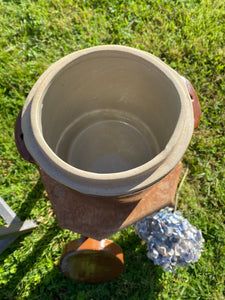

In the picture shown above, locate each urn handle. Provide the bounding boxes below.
[181,76,201,129]
[15,110,35,163]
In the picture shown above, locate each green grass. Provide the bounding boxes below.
[0,0,225,299]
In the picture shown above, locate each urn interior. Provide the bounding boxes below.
[41,51,180,174]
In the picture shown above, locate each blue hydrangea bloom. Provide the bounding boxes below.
[135,207,204,272]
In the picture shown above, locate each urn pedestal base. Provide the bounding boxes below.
[60,237,124,283]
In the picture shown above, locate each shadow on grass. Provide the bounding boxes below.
[17,177,45,220]
[25,230,163,300]
[1,179,60,299]
[1,220,61,300]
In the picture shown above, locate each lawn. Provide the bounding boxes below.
[0,0,225,299]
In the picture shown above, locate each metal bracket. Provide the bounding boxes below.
[0,196,38,254]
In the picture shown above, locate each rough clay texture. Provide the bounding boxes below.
[38,162,182,240]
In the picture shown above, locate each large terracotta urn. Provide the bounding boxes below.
[15,45,201,240]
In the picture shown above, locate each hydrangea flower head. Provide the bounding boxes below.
[135,207,204,272]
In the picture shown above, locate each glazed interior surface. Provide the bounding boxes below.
[41,51,181,173]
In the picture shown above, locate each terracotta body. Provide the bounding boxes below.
[38,162,182,239]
